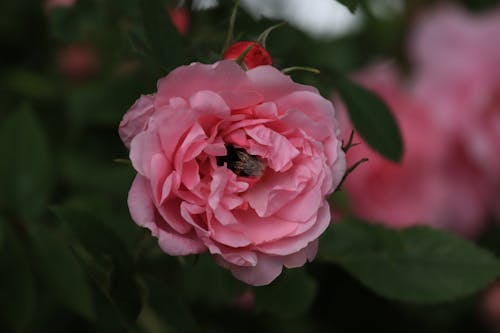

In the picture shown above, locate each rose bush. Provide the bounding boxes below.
[335,3,500,237]
[335,64,490,237]
[119,60,346,285]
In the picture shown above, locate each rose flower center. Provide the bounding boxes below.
[216,144,265,178]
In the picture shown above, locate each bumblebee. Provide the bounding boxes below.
[217,144,265,177]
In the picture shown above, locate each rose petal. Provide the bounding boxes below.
[283,240,318,268]
[119,94,156,148]
[219,253,283,286]
[128,175,157,233]
[155,61,252,108]
[246,125,300,172]
[257,204,330,256]
[246,65,317,101]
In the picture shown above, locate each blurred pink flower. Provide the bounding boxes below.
[120,60,345,285]
[335,3,500,237]
[410,4,500,219]
[232,289,255,311]
[56,43,98,82]
[45,0,75,11]
[482,282,500,330]
[335,63,489,237]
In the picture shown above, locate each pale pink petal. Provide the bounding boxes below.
[128,175,157,233]
[213,248,258,267]
[155,61,252,108]
[119,94,156,148]
[276,91,337,134]
[180,202,209,235]
[156,198,192,234]
[246,65,317,101]
[232,209,298,245]
[157,228,207,256]
[189,90,231,118]
[283,240,318,268]
[180,159,200,190]
[257,204,330,256]
[274,181,324,222]
[129,130,162,178]
[246,125,300,172]
[210,221,252,248]
[219,253,283,286]
[218,90,263,109]
[244,164,311,217]
[128,175,206,256]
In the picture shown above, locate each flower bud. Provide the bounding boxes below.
[223,41,272,69]
[168,6,190,36]
[56,43,98,82]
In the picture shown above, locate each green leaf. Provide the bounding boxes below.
[145,277,200,333]
[139,0,187,70]
[53,205,133,270]
[1,69,58,100]
[337,0,358,13]
[48,1,103,41]
[109,267,142,323]
[319,220,500,303]
[128,29,153,57]
[0,217,4,250]
[179,254,246,305]
[29,225,95,320]
[254,269,316,317]
[0,105,52,220]
[335,75,403,162]
[53,205,142,323]
[0,223,36,332]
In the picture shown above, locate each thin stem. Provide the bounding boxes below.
[336,158,368,190]
[113,158,132,165]
[235,43,256,69]
[281,66,321,75]
[257,21,287,48]
[222,0,241,55]
[342,130,361,152]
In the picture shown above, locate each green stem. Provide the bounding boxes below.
[235,43,256,69]
[257,21,287,48]
[281,66,321,75]
[222,0,241,55]
[113,158,132,165]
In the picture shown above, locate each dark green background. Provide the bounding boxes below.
[1,0,500,332]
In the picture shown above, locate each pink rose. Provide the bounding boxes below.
[119,60,346,285]
[409,4,500,219]
[335,63,489,237]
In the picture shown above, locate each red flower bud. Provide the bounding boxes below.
[223,41,272,69]
[57,43,98,82]
[168,6,190,36]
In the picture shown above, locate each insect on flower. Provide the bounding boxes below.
[217,144,266,178]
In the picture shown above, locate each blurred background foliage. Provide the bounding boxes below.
[1,0,500,332]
